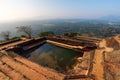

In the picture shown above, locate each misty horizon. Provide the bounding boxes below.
[0,0,120,22]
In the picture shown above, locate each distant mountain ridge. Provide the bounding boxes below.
[99,15,120,21]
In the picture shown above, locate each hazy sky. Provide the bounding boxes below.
[0,0,120,22]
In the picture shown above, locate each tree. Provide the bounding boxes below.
[0,31,11,40]
[39,31,55,37]
[63,32,78,37]
[21,34,27,38]
[87,32,94,37]
[16,26,32,38]
[10,36,20,40]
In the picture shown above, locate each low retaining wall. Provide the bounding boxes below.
[7,37,97,55]
[46,37,97,47]
[9,38,46,54]
[0,38,20,46]
[46,37,97,51]
[46,40,83,52]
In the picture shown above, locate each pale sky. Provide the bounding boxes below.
[0,0,120,22]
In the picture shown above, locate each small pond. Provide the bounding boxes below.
[27,43,83,73]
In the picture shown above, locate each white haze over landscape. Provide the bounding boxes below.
[0,0,120,23]
[0,0,120,40]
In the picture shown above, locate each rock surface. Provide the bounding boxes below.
[0,53,64,80]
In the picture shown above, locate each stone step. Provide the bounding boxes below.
[0,56,48,80]
[0,71,10,80]
[14,56,64,80]
[0,60,26,80]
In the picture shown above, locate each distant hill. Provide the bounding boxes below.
[99,15,120,21]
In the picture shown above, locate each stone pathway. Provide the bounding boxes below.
[0,52,64,80]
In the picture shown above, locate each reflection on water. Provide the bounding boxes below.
[28,43,83,72]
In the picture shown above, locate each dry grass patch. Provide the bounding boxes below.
[104,50,120,80]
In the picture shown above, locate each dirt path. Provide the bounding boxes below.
[91,49,105,80]
[90,38,114,80]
